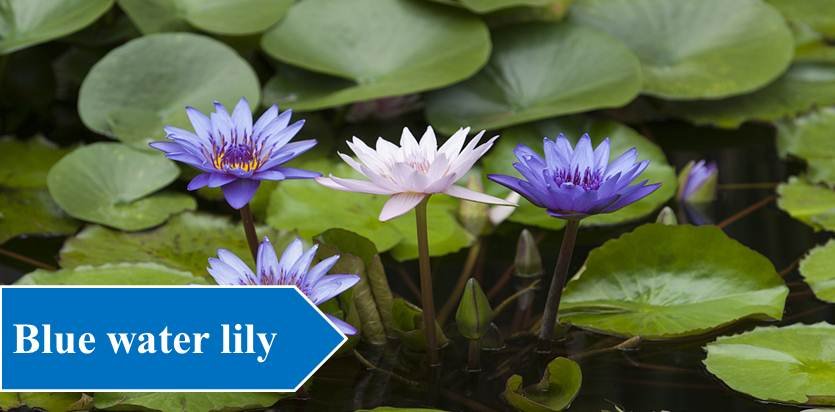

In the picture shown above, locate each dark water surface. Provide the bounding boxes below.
[1,122,830,412]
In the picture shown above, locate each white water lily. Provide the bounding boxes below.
[316,126,516,221]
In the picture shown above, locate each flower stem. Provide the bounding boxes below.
[239,204,259,261]
[537,218,580,351]
[415,197,440,367]
[466,339,481,372]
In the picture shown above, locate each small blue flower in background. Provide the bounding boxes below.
[150,98,320,209]
[677,159,718,203]
[488,134,660,220]
[208,237,360,335]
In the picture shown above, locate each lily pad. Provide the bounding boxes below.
[0,188,79,244]
[59,212,292,278]
[0,136,72,188]
[260,0,490,111]
[504,357,582,412]
[704,323,835,406]
[559,224,788,339]
[117,0,292,35]
[799,240,835,303]
[431,0,558,13]
[94,392,283,412]
[480,116,676,230]
[15,262,207,285]
[0,393,89,412]
[766,0,835,37]
[777,177,835,232]
[664,62,835,129]
[0,0,113,54]
[266,161,473,261]
[570,0,794,99]
[778,108,835,185]
[78,32,260,148]
[47,142,195,231]
[424,21,641,133]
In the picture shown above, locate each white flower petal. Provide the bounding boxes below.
[316,176,394,195]
[379,192,426,221]
[489,192,521,225]
[439,127,469,158]
[445,185,517,206]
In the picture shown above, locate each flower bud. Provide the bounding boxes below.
[515,229,543,279]
[456,278,494,340]
[459,174,490,236]
[677,160,718,203]
[656,206,678,225]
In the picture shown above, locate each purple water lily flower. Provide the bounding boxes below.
[208,237,360,335]
[150,98,319,209]
[678,160,718,202]
[488,133,660,219]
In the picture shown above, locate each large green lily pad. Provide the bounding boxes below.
[266,161,473,261]
[480,116,676,230]
[799,240,835,303]
[260,0,490,111]
[0,0,113,54]
[94,392,283,412]
[16,262,208,285]
[47,142,195,231]
[777,177,835,232]
[60,212,293,278]
[704,323,835,406]
[430,0,559,13]
[504,357,582,412]
[425,21,641,134]
[559,224,788,339]
[78,32,260,148]
[0,136,72,188]
[570,0,794,99]
[0,188,79,244]
[117,0,292,35]
[777,108,835,186]
[664,62,835,129]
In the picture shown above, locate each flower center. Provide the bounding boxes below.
[553,166,603,191]
[405,158,431,173]
[213,143,260,172]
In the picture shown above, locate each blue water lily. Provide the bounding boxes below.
[208,237,360,335]
[488,134,660,219]
[150,98,319,209]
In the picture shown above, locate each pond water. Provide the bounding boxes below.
[1,121,828,412]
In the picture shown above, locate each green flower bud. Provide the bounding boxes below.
[515,229,543,279]
[456,278,494,340]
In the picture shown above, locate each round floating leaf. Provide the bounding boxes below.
[570,0,794,99]
[0,136,72,188]
[0,393,88,412]
[481,116,676,230]
[60,212,293,278]
[504,357,582,412]
[0,188,79,244]
[266,161,473,260]
[431,0,557,13]
[78,32,260,148]
[424,21,641,133]
[47,142,195,231]
[94,392,283,412]
[777,177,835,232]
[704,323,835,406]
[664,62,835,129]
[799,240,835,303]
[16,262,207,285]
[559,224,789,339]
[260,0,490,111]
[0,0,113,54]
[118,0,292,35]
[766,0,835,37]
[778,108,835,186]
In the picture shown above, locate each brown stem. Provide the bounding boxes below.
[716,195,776,229]
[538,219,581,351]
[466,339,481,372]
[492,279,541,319]
[415,198,440,367]
[718,182,779,190]
[239,204,259,261]
[0,247,56,271]
[437,240,481,325]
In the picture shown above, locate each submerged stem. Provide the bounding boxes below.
[466,339,481,372]
[239,204,259,261]
[537,218,581,351]
[415,197,440,367]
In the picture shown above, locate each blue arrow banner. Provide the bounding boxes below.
[0,286,346,391]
